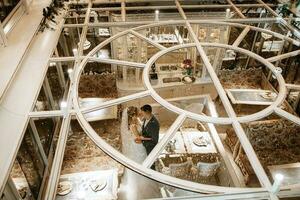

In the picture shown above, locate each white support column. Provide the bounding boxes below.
[121,0,126,22]
[0,21,8,47]
[29,119,49,166]
[226,0,246,19]
[54,49,67,89]
[43,76,56,110]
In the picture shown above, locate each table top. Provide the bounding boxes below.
[159,132,186,154]
[56,170,118,200]
[181,130,217,154]
[159,129,217,155]
[268,162,300,186]
[226,89,277,106]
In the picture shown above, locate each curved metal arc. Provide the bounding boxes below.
[83,21,300,59]
[73,109,266,194]
[143,42,287,124]
[70,20,300,195]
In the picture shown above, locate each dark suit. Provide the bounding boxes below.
[141,115,160,155]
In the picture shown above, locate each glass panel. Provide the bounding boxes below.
[33,61,73,111]
[10,127,45,199]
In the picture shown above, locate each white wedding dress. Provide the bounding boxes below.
[119,108,161,200]
[120,108,147,163]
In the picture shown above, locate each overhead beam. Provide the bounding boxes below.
[286,83,300,91]
[226,0,246,19]
[267,49,300,63]
[63,17,297,28]
[81,90,151,114]
[89,57,146,68]
[175,0,274,192]
[256,0,300,38]
[129,30,167,50]
[232,26,250,47]
[274,107,300,126]
[121,0,126,22]
[142,114,186,168]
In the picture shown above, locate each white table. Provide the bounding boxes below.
[159,129,217,155]
[159,132,186,154]
[56,170,118,200]
[226,89,277,106]
[181,130,217,154]
[79,98,118,122]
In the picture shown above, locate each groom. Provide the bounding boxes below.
[135,104,160,156]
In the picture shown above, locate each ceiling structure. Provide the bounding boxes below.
[1,0,300,200]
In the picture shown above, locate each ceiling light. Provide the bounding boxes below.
[60,101,67,108]
[72,48,78,56]
[155,10,159,21]
[67,68,73,74]
[49,62,56,67]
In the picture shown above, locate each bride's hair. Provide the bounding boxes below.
[128,106,138,117]
[127,106,138,126]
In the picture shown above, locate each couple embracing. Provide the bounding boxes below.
[129,104,160,156]
[122,104,159,168]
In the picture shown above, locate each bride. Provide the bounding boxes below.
[119,107,160,200]
[121,107,147,163]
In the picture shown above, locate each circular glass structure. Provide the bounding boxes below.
[72,21,300,194]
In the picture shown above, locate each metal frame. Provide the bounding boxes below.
[5,0,300,199]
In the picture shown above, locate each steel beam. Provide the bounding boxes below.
[232,26,250,47]
[142,114,186,168]
[257,0,300,38]
[176,0,273,192]
[267,49,300,63]
[89,57,146,68]
[81,90,151,114]
[29,119,48,165]
[130,30,167,50]
[226,0,246,19]
[121,0,126,22]
[43,76,56,110]
[274,107,300,126]
[0,21,8,46]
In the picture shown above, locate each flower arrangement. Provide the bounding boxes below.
[181,59,193,76]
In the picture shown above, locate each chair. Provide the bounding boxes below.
[189,161,220,184]
[197,161,220,177]
[158,157,193,180]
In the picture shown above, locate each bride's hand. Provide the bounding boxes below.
[135,136,142,144]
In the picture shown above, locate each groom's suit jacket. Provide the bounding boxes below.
[141,115,160,154]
